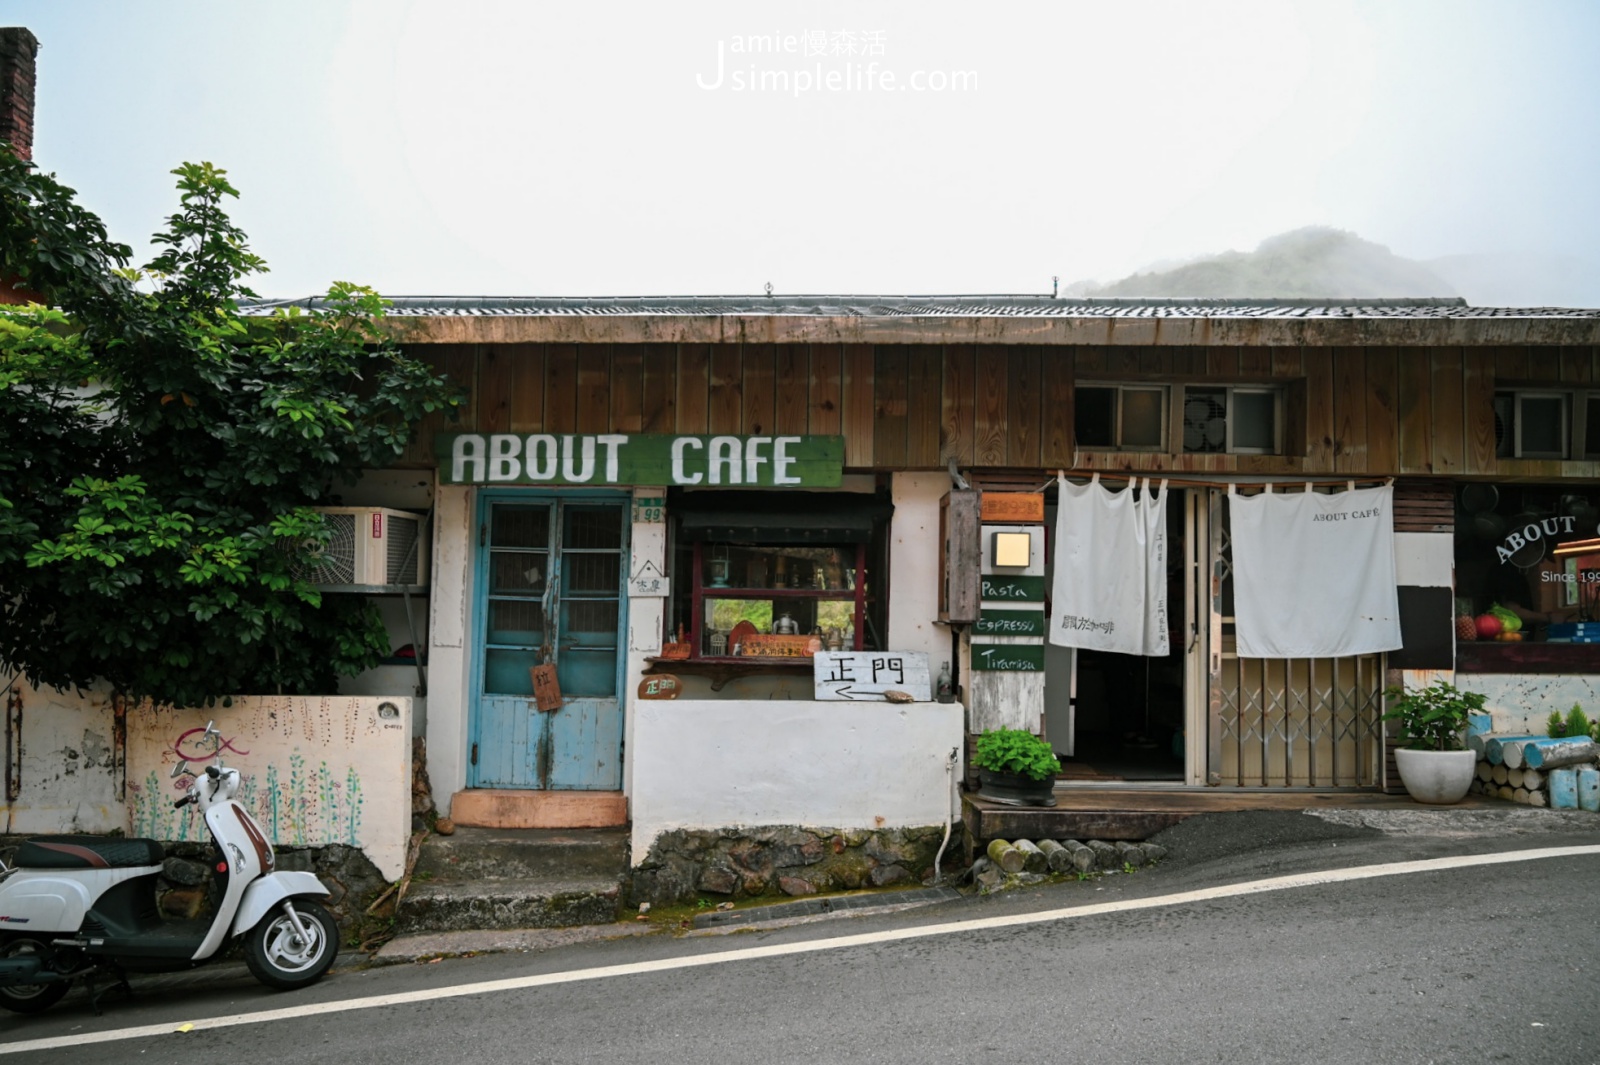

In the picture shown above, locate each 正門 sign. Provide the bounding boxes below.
[812,652,932,701]
[436,433,844,487]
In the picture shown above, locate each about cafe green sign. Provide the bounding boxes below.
[436,433,845,487]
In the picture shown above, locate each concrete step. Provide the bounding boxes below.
[398,876,623,933]
[414,826,630,883]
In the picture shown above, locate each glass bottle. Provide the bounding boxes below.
[936,660,955,703]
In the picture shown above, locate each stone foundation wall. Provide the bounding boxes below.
[628,825,951,907]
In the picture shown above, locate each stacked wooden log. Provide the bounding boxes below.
[981,837,1166,878]
[1467,733,1600,810]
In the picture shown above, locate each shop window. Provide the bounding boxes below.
[1075,385,1168,451]
[1495,390,1571,459]
[1077,383,1283,455]
[667,491,892,661]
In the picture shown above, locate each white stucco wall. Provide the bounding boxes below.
[126,696,412,880]
[889,473,955,670]
[0,678,123,835]
[629,699,964,862]
[1455,673,1600,734]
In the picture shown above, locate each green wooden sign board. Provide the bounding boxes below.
[974,610,1045,637]
[979,575,1046,603]
[970,642,1046,671]
[436,433,844,487]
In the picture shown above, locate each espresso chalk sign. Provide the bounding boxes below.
[974,609,1045,637]
[437,433,844,487]
[970,643,1046,672]
[979,575,1046,602]
[813,652,932,701]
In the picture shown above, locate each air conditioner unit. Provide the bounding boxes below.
[290,507,429,587]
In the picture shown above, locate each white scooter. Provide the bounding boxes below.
[0,722,338,1014]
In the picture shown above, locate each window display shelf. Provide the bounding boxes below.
[1455,640,1600,674]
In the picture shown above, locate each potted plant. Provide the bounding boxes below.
[1382,681,1484,804]
[972,728,1061,807]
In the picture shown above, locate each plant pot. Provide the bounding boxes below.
[1394,748,1477,805]
[976,768,1057,808]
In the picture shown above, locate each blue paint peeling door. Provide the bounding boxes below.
[472,496,626,790]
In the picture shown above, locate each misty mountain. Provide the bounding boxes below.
[1076,228,1458,300]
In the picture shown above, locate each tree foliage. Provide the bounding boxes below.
[0,154,459,705]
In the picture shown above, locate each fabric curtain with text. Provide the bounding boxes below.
[1049,475,1169,656]
[1228,483,1402,658]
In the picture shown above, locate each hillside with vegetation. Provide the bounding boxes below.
[1077,227,1459,300]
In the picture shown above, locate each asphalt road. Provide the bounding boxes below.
[6,810,1600,1065]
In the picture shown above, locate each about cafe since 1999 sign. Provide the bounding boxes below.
[436,433,845,487]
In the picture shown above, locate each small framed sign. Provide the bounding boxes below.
[638,674,682,700]
[974,609,1046,637]
[979,575,1046,602]
[970,643,1046,671]
[813,652,932,701]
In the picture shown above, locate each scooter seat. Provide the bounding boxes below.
[15,836,165,870]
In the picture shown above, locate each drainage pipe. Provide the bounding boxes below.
[932,745,960,881]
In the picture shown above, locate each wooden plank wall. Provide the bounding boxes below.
[401,342,1600,480]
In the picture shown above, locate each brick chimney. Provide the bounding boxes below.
[0,27,38,160]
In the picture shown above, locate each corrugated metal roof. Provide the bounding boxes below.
[239,295,1600,319]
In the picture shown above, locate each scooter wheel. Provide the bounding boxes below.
[0,936,70,1014]
[243,900,339,991]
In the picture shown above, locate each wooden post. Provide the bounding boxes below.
[1475,761,1495,782]
[1549,768,1580,810]
[1521,737,1598,770]
[1012,839,1047,873]
[1485,734,1541,766]
[1577,767,1600,812]
[1037,838,1070,873]
[1061,839,1096,874]
[1491,764,1510,786]
[986,839,1026,874]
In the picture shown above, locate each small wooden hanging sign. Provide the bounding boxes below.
[530,664,564,712]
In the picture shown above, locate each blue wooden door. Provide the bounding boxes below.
[473,496,626,790]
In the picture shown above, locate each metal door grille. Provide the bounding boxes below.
[1208,493,1385,788]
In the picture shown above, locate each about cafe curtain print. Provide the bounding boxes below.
[1227,483,1402,658]
[1048,474,1169,656]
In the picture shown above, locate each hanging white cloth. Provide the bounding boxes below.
[1141,478,1171,657]
[1228,483,1402,658]
[1049,475,1169,655]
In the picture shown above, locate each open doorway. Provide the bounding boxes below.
[1041,485,1192,783]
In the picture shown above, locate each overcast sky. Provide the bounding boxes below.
[10,0,1600,303]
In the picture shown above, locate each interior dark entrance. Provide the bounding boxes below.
[1042,481,1190,783]
[1062,647,1185,781]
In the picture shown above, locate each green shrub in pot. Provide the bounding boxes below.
[1381,682,1484,751]
[972,728,1061,781]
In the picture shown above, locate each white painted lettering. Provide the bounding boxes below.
[709,436,742,485]
[597,435,627,483]
[451,434,486,484]
[526,434,558,480]
[744,436,771,484]
[773,436,801,484]
[671,437,703,484]
[562,435,596,482]
[488,434,521,481]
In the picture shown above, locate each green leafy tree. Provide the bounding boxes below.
[0,154,459,705]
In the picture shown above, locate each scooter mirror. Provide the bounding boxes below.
[170,758,190,779]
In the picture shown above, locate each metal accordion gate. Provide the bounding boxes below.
[1203,489,1387,788]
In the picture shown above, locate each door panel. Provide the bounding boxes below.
[473,497,626,790]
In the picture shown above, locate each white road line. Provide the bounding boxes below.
[6,844,1598,1055]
